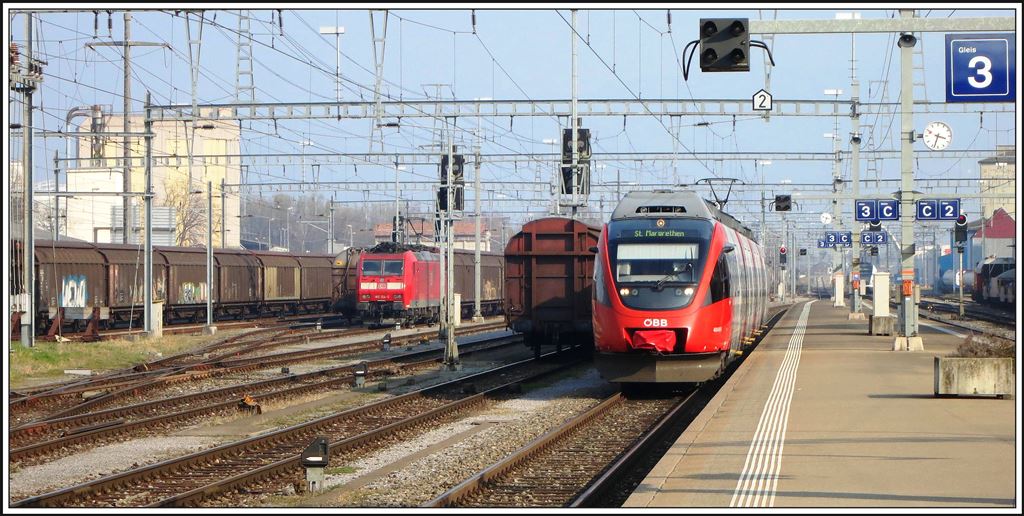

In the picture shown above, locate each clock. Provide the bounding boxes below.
[922,121,952,151]
[820,212,833,225]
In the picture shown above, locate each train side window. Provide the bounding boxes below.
[710,255,730,303]
[594,254,611,306]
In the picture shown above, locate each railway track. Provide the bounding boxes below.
[917,297,1015,327]
[10,321,504,427]
[427,392,690,507]
[427,305,794,508]
[9,333,522,464]
[861,293,1014,337]
[12,348,584,508]
[8,326,326,425]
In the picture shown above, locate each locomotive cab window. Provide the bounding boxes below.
[361,260,382,276]
[382,260,404,276]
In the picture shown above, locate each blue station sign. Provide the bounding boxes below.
[945,33,1015,103]
[915,199,961,221]
[861,231,887,245]
[877,200,899,221]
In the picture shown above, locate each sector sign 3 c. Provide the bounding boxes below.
[854,199,899,221]
[945,33,1015,103]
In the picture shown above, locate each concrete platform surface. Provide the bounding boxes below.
[626,300,1017,508]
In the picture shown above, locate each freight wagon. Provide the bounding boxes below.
[18,240,362,339]
[504,217,600,357]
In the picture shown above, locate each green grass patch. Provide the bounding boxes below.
[9,331,242,388]
[326,465,358,475]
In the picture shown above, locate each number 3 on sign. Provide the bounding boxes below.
[968,56,993,88]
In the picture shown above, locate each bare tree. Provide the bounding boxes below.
[164,176,207,247]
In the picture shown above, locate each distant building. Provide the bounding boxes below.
[373,219,492,252]
[978,144,1015,220]
[966,208,1016,269]
[62,108,240,247]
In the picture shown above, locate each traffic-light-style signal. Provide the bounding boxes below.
[774,194,792,211]
[438,152,465,211]
[699,18,750,72]
[779,245,787,264]
[561,127,591,196]
[954,213,968,244]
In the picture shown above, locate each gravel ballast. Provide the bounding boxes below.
[268,367,614,507]
[9,436,223,502]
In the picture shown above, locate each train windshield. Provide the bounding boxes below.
[615,243,700,283]
[361,259,404,276]
[383,260,404,275]
[607,218,712,310]
[361,260,382,276]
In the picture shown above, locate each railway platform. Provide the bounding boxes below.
[626,298,1017,509]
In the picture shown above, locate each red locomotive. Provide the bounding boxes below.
[592,190,769,385]
[356,242,504,326]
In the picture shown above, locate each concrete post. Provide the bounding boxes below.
[122,12,132,244]
[894,10,922,351]
[21,12,35,347]
[144,92,157,337]
[849,32,865,320]
[442,133,460,370]
[204,180,217,335]
[220,177,226,248]
[473,147,483,322]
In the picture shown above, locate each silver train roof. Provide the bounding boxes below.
[610,189,756,242]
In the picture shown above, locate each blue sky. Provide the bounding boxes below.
[8,6,1020,247]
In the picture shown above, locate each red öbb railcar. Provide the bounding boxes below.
[593,190,769,384]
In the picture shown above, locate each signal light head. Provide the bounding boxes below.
[702,21,718,37]
[701,48,718,65]
[955,214,967,225]
[729,20,745,36]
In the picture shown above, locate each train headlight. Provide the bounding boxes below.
[619,288,630,297]
[683,287,694,296]
[630,289,638,297]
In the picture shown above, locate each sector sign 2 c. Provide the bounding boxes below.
[945,33,1015,103]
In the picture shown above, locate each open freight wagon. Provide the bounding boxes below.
[504,217,600,357]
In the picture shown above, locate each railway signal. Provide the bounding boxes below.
[774,194,792,211]
[438,153,465,211]
[560,127,591,196]
[780,245,787,265]
[698,18,750,72]
[954,213,968,248]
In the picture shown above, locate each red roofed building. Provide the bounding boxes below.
[967,208,1016,267]
[373,219,493,252]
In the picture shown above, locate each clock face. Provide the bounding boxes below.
[922,121,952,151]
